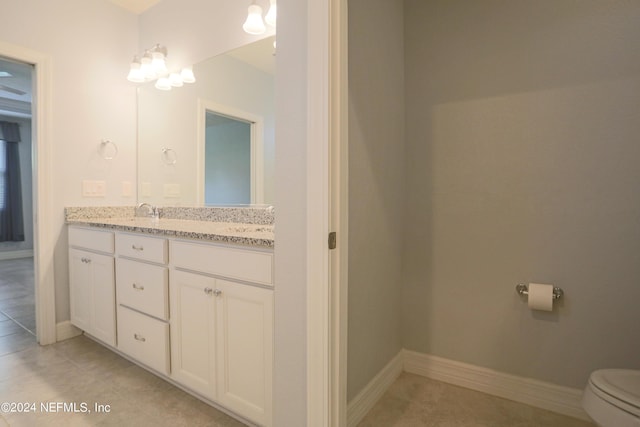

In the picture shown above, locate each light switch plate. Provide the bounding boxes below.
[82,180,106,197]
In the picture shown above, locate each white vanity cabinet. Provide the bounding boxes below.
[115,233,170,375]
[68,227,116,346]
[170,240,274,427]
[67,222,274,427]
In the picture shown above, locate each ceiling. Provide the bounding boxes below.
[0,58,32,118]
[108,0,162,14]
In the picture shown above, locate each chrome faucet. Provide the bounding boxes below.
[136,202,159,219]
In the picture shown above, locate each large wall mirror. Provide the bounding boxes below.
[137,36,275,206]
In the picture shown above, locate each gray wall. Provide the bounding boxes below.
[347,0,405,400]
[402,0,640,389]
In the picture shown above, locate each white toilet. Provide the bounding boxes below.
[582,369,640,427]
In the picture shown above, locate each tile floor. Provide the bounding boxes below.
[0,257,246,426]
[0,257,598,426]
[0,334,248,426]
[358,372,596,427]
[0,258,36,337]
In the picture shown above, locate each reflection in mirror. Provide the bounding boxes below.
[137,36,275,206]
[201,105,263,205]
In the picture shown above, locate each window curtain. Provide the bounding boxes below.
[0,121,24,242]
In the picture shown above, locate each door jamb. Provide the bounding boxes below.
[306,0,349,425]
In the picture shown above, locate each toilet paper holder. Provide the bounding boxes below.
[516,283,564,300]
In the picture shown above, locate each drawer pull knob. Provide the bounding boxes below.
[134,333,146,342]
[131,244,144,251]
[204,288,222,297]
[132,283,144,291]
[81,257,91,264]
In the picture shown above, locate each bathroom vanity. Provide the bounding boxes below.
[66,207,274,427]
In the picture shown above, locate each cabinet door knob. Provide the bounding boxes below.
[132,283,144,291]
[131,244,144,251]
[81,257,92,263]
[204,288,222,297]
[134,333,146,342]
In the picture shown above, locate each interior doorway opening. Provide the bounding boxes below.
[0,56,36,346]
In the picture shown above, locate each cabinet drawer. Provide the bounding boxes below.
[116,233,167,264]
[116,258,168,320]
[68,227,114,254]
[171,241,273,286]
[117,306,169,375]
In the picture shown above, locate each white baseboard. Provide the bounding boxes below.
[403,350,590,421]
[56,321,82,342]
[347,351,404,427]
[0,249,33,260]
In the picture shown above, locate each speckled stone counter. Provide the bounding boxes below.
[65,206,274,248]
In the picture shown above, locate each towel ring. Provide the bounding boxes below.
[161,147,177,165]
[98,139,118,160]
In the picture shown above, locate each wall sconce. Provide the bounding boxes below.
[127,44,196,91]
[243,0,276,35]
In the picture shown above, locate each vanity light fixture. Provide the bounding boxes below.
[155,76,172,91]
[180,67,196,84]
[265,0,277,27]
[127,44,196,90]
[243,0,276,35]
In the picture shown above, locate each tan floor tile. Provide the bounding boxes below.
[358,373,596,427]
[0,331,250,425]
[358,394,434,426]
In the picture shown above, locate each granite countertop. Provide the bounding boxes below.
[67,217,274,248]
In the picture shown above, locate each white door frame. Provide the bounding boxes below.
[0,41,56,345]
[306,0,349,425]
[329,0,349,424]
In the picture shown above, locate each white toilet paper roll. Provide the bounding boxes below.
[527,283,554,311]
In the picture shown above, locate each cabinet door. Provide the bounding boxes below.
[69,249,92,333]
[69,248,115,346]
[215,279,273,427]
[170,269,217,400]
[90,252,116,346]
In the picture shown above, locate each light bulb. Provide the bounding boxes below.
[180,67,196,83]
[140,53,156,80]
[127,57,145,83]
[265,0,276,27]
[169,73,183,87]
[155,77,172,91]
[243,4,266,35]
[151,51,168,76]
